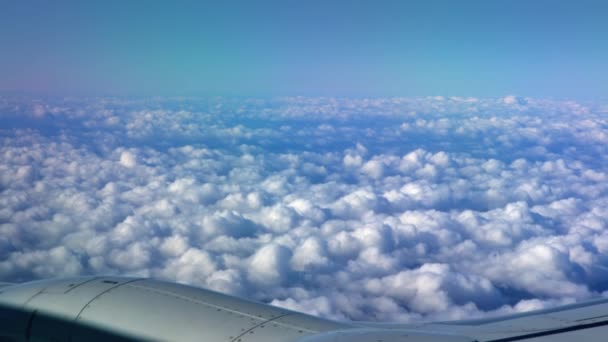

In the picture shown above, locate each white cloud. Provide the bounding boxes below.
[291,236,329,271]
[1,96,608,322]
[502,95,518,105]
[119,150,137,168]
[361,159,385,179]
[247,244,292,287]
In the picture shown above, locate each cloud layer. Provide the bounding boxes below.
[1,95,608,322]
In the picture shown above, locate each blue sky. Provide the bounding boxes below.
[1,0,607,98]
[4,0,608,324]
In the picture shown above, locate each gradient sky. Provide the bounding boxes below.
[1,0,607,99]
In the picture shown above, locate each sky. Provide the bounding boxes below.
[1,0,607,98]
[2,0,608,325]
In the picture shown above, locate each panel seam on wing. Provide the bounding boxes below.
[73,278,144,322]
[125,283,319,333]
[229,313,293,342]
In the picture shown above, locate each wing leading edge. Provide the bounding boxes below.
[0,276,606,341]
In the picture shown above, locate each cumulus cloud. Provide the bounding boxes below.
[1,96,608,323]
[119,150,137,168]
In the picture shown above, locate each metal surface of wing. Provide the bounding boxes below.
[381,297,608,341]
[0,282,13,289]
[0,276,607,341]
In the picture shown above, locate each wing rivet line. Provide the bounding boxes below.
[229,313,293,342]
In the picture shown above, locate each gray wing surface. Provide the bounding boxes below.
[370,297,608,341]
[0,282,13,289]
[0,276,352,342]
[0,276,607,342]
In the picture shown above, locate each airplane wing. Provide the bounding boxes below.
[361,297,608,342]
[0,276,606,342]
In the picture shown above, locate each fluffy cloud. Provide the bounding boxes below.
[1,96,608,323]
